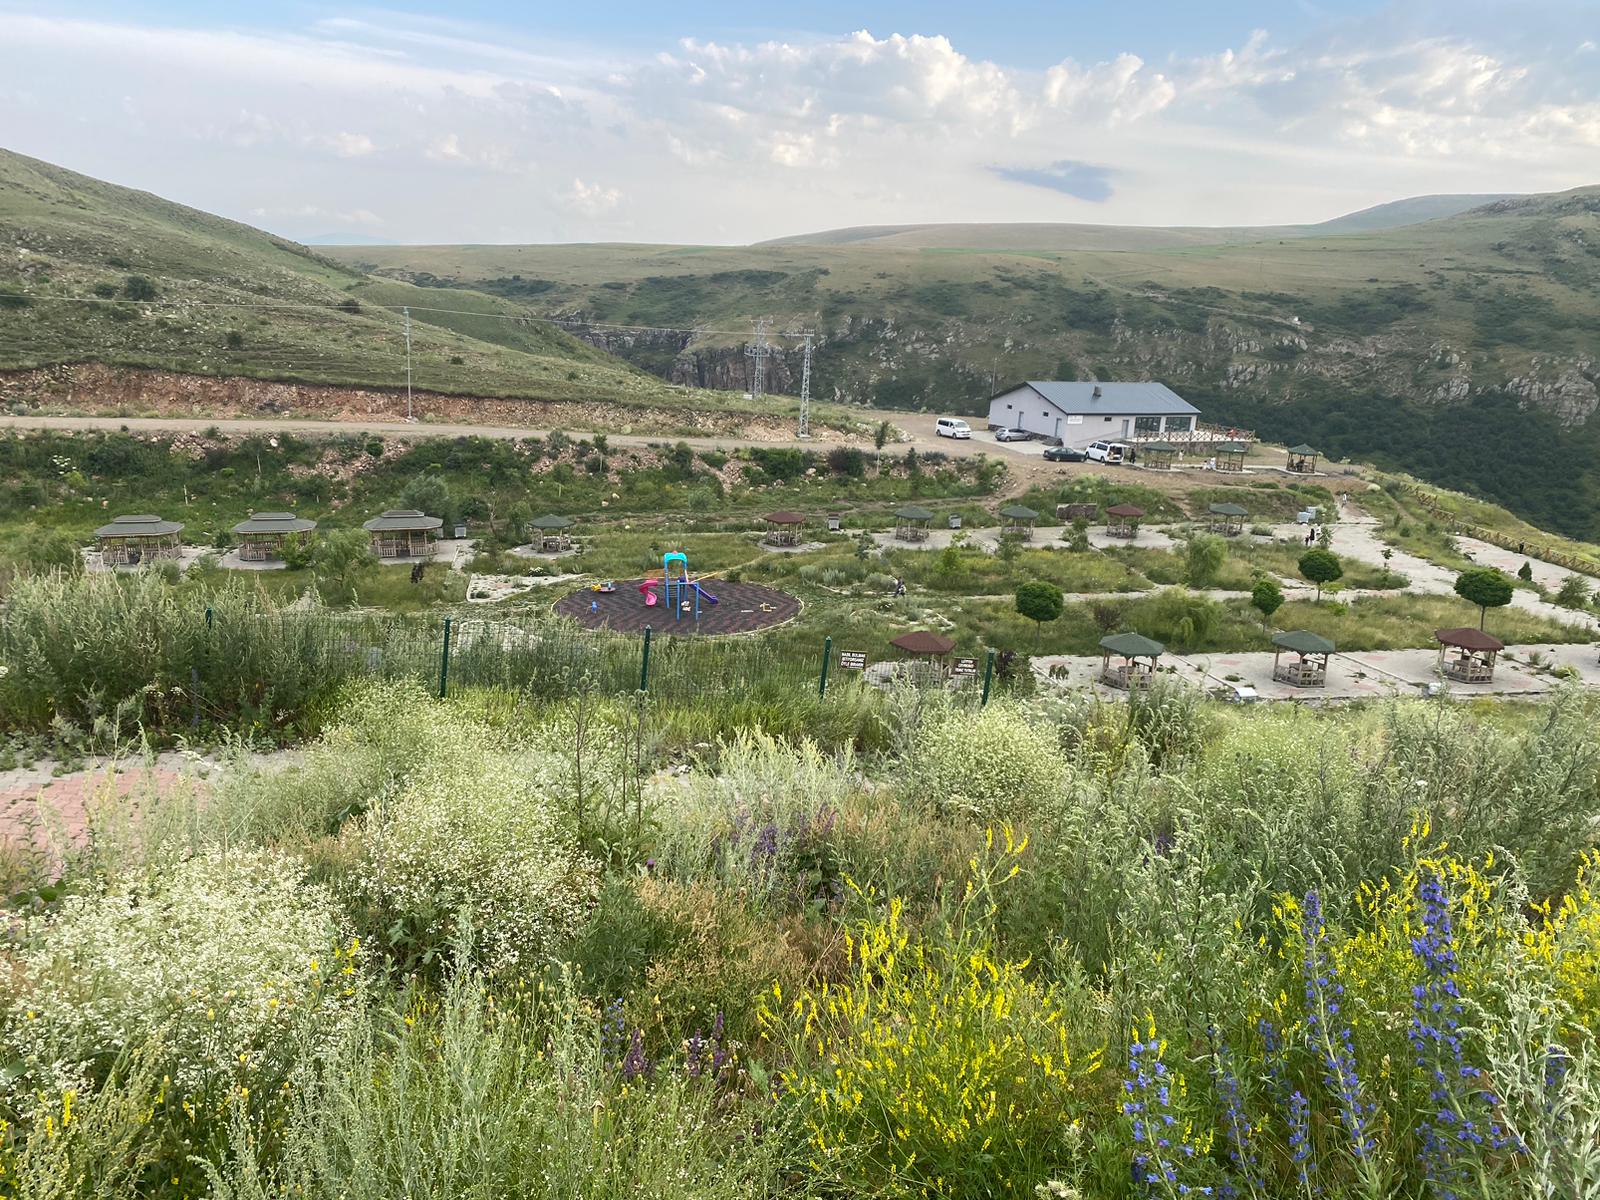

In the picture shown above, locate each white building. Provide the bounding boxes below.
[987,381,1200,448]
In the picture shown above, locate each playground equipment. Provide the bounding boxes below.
[639,579,660,607]
[660,551,718,623]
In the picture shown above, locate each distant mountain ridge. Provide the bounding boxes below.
[760,193,1519,251]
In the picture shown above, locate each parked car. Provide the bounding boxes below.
[1085,440,1124,464]
[994,427,1032,443]
[1043,445,1085,462]
[935,417,971,439]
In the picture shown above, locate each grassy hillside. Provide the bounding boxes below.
[0,149,671,405]
[333,187,1600,536]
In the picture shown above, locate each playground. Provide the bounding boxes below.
[554,552,800,635]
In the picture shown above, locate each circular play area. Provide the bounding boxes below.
[554,576,800,635]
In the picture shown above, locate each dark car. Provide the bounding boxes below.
[1043,445,1086,463]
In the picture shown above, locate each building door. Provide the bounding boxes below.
[1121,419,1131,439]
[1053,417,1062,441]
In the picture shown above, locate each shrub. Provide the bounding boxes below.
[3,848,359,1106]
[12,525,84,576]
[1015,579,1064,646]
[1183,532,1227,587]
[120,275,157,301]
[1298,546,1343,600]
[913,701,1068,820]
[825,446,867,478]
[1555,573,1593,610]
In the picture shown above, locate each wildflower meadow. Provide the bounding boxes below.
[2,675,1599,1198]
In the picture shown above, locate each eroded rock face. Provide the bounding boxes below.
[1505,360,1599,425]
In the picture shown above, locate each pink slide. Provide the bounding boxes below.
[639,579,660,607]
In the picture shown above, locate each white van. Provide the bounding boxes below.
[1085,440,1124,464]
[935,417,971,439]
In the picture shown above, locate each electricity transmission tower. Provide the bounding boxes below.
[744,318,769,401]
[797,333,813,439]
[402,306,414,422]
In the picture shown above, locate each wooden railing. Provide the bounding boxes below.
[1398,483,1600,579]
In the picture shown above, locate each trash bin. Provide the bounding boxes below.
[948,515,962,530]
[827,514,842,532]
[453,524,467,539]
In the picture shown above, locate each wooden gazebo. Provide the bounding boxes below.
[95,514,184,565]
[1105,503,1145,539]
[231,512,316,562]
[1099,631,1163,690]
[763,511,806,547]
[894,505,936,542]
[529,514,575,552]
[1435,627,1505,684]
[1142,442,1178,470]
[1272,629,1334,688]
[1207,502,1248,537]
[1215,442,1249,473]
[889,630,955,682]
[363,510,443,559]
[999,504,1040,541]
[1287,444,1320,474]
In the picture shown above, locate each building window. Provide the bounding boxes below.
[1164,415,1194,432]
[1005,403,1012,410]
[1134,416,1162,435]
[1104,416,1113,422]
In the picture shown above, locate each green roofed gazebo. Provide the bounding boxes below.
[1207,502,1249,537]
[530,513,575,552]
[999,503,1040,541]
[1104,503,1145,539]
[231,512,316,562]
[1287,444,1319,474]
[1272,629,1335,688]
[763,510,806,547]
[363,509,443,559]
[1142,441,1178,470]
[95,514,184,566]
[1215,442,1249,473]
[894,505,936,542]
[1099,631,1163,690]
[1435,627,1504,684]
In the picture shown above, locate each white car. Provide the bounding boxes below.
[1085,440,1124,464]
[935,417,971,439]
[993,427,1032,443]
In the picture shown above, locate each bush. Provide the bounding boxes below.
[12,525,84,576]
[913,701,1068,820]
[120,275,157,301]
[3,848,359,1106]
[825,446,867,478]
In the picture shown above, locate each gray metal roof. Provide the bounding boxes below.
[232,512,317,535]
[362,509,443,533]
[1005,381,1199,418]
[95,514,183,538]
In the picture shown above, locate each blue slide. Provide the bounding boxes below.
[690,581,719,605]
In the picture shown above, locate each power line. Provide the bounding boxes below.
[744,318,769,402]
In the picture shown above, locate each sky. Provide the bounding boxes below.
[0,1,1597,245]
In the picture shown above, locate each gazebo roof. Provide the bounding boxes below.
[764,510,805,525]
[362,509,444,533]
[1288,444,1318,456]
[890,630,956,656]
[1105,503,1146,518]
[1207,502,1249,517]
[998,504,1039,520]
[894,505,936,521]
[1435,627,1505,652]
[1099,631,1164,658]
[530,514,574,530]
[1143,441,1178,453]
[1217,442,1250,454]
[95,514,183,538]
[1272,629,1336,655]
[232,512,316,535]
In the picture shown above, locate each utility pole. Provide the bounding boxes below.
[797,333,813,440]
[403,306,414,422]
[744,318,769,402]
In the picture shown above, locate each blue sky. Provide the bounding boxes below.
[1,2,1596,243]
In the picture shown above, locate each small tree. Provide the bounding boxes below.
[1015,580,1064,647]
[996,531,1022,566]
[1184,533,1227,588]
[1379,547,1395,587]
[1251,576,1284,631]
[1517,560,1534,582]
[313,528,376,606]
[1454,567,1514,630]
[122,275,157,301]
[1555,574,1592,611]
[399,473,453,529]
[874,420,891,470]
[1298,547,1343,601]
[279,531,315,571]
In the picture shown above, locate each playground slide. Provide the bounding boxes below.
[690,581,718,605]
[639,579,660,607]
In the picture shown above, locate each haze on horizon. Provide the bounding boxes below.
[0,1,1596,246]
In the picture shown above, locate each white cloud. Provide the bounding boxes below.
[564,178,621,215]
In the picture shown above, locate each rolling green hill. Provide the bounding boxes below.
[332,188,1600,537]
[0,148,670,405]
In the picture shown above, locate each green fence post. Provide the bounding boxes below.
[438,617,453,698]
[639,625,652,692]
[980,648,996,706]
[818,635,833,698]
